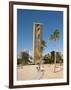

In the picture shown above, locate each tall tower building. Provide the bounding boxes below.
[33,23,43,64]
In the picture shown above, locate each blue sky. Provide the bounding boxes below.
[17,9,63,55]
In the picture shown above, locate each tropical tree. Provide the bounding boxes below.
[21,51,29,65]
[49,29,60,72]
[40,40,46,51]
[56,29,61,65]
[53,29,60,72]
[49,34,54,41]
[40,40,46,64]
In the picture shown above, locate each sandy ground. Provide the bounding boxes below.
[17,64,63,80]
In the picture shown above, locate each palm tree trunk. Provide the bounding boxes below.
[54,41,56,72]
[54,52,56,72]
[58,39,61,66]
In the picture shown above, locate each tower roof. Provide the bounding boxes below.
[33,22,43,25]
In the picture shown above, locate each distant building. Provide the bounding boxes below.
[32,23,43,64]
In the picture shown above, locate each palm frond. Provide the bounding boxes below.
[49,34,54,41]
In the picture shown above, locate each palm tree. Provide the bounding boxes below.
[53,29,60,72]
[56,29,61,65]
[49,34,54,41]
[40,40,46,64]
[49,29,60,72]
[40,40,46,51]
